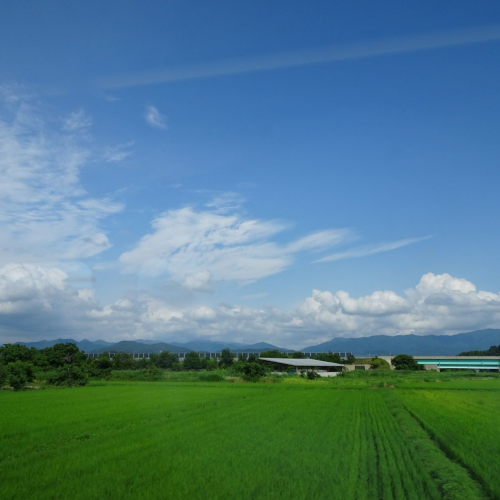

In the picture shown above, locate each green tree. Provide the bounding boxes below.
[7,361,35,391]
[392,354,420,371]
[0,344,35,365]
[158,351,177,369]
[313,352,342,364]
[292,351,306,358]
[183,351,203,370]
[219,348,235,367]
[0,365,9,386]
[48,366,88,387]
[346,354,356,364]
[41,343,87,368]
[242,362,265,381]
[205,359,217,371]
[260,349,289,358]
[112,353,136,370]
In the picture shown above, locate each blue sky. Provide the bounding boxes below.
[1,1,500,347]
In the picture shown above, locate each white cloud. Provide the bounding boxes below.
[0,94,123,265]
[63,109,92,131]
[119,206,350,287]
[315,236,432,263]
[144,105,167,129]
[99,24,500,89]
[1,266,499,347]
[102,141,134,163]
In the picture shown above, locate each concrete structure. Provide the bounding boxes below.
[259,357,344,377]
[86,351,351,361]
[343,364,371,372]
[377,355,500,372]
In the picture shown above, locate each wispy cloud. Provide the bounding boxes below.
[144,105,167,129]
[119,206,351,287]
[314,236,433,263]
[63,108,92,131]
[99,24,500,89]
[102,141,134,163]
[0,93,123,264]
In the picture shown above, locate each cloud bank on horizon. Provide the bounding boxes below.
[1,263,499,349]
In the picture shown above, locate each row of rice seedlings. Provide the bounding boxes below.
[399,389,500,498]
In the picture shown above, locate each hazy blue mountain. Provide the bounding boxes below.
[301,329,500,356]
[133,339,163,345]
[170,340,247,352]
[12,339,113,352]
[239,342,293,353]
[92,341,190,354]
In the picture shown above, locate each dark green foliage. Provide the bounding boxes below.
[198,372,224,382]
[136,357,149,369]
[346,354,356,364]
[171,362,182,371]
[0,344,35,364]
[392,354,420,371]
[183,351,205,370]
[9,373,27,391]
[306,371,321,380]
[112,352,135,370]
[291,351,306,358]
[7,360,35,391]
[242,362,265,381]
[0,364,9,386]
[48,366,89,387]
[40,343,87,368]
[205,359,217,371]
[312,351,342,364]
[460,345,500,356]
[370,357,390,370]
[260,349,289,358]
[219,348,234,367]
[157,351,177,369]
[143,364,163,381]
[93,355,112,370]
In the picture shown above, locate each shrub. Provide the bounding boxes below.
[307,371,321,380]
[48,366,89,387]
[392,354,420,371]
[370,358,390,370]
[10,373,27,391]
[144,365,164,381]
[198,372,224,382]
[242,362,266,382]
[7,361,35,390]
[0,365,9,386]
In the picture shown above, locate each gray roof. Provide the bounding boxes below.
[260,358,343,367]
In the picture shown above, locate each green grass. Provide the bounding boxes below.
[397,388,500,498]
[0,375,497,499]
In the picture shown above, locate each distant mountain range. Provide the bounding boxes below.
[302,329,500,355]
[13,338,114,352]
[6,328,500,356]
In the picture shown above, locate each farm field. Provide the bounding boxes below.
[0,376,498,500]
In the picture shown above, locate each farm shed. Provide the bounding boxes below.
[259,358,344,377]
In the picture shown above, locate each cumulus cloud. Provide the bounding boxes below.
[119,207,351,287]
[2,265,499,348]
[0,94,123,264]
[144,105,167,129]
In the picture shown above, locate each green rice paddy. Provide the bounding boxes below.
[1,375,499,499]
